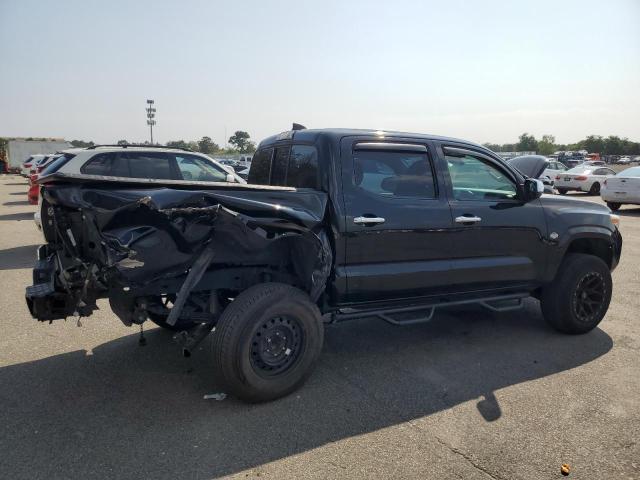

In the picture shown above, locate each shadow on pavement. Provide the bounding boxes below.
[9,191,27,196]
[0,212,34,221]
[0,244,40,270]
[0,302,612,479]
[3,200,30,206]
[616,207,640,217]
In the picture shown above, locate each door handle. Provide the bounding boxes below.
[455,215,482,224]
[354,216,386,225]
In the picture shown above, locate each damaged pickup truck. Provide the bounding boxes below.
[26,129,622,402]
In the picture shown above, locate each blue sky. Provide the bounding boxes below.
[1,0,638,145]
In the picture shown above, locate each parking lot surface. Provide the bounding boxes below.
[0,175,638,479]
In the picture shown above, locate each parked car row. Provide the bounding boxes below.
[509,154,640,211]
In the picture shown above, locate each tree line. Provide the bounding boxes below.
[69,130,256,155]
[483,133,640,156]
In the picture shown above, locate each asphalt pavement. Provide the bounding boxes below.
[0,174,638,479]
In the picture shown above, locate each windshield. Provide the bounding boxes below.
[618,167,640,177]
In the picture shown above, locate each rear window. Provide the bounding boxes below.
[248,145,319,188]
[248,148,273,184]
[40,153,76,176]
[287,145,318,188]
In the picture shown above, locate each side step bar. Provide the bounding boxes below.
[332,292,528,326]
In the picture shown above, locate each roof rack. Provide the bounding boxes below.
[86,144,192,152]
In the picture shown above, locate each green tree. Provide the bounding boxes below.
[166,140,190,150]
[117,139,129,145]
[197,136,220,154]
[483,142,502,152]
[228,130,255,153]
[536,134,556,155]
[70,140,95,148]
[516,133,538,152]
[580,135,604,154]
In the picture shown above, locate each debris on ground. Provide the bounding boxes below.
[203,393,227,401]
[561,463,571,476]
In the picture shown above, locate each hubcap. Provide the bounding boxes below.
[250,316,303,376]
[572,272,606,323]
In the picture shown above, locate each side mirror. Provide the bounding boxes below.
[226,173,236,183]
[523,178,544,201]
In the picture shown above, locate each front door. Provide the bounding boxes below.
[341,138,455,304]
[439,145,548,293]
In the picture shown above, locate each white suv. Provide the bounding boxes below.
[42,145,245,183]
[35,145,245,234]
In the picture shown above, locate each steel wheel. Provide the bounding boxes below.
[250,316,304,377]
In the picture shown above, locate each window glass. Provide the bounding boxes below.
[594,168,615,175]
[248,148,273,184]
[125,152,173,179]
[271,146,290,186]
[445,154,516,201]
[81,153,119,175]
[353,149,436,198]
[287,145,318,189]
[41,153,76,176]
[174,154,227,181]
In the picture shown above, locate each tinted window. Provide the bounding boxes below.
[41,153,76,176]
[594,168,615,175]
[125,152,173,179]
[270,146,290,186]
[445,155,516,201]
[287,145,318,189]
[173,154,227,181]
[248,148,273,184]
[353,149,436,198]
[81,153,119,175]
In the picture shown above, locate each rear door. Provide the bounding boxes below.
[341,138,455,303]
[439,144,548,292]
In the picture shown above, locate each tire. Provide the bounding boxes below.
[588,182,600,195]
[212,283,324,402]
[558,188,568,195]
[541,253,612,334]
[606,202,621,211]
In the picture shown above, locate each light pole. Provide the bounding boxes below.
[146,99,156,144]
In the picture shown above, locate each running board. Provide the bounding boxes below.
[332,292,528,326]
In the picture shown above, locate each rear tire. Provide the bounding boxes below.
[541,253,612,334]
[606,202,621,211]
[212,283,324,403]
[588,182,601,195]
[558,188,568,195]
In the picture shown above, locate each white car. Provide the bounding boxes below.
[601,166,640,211]
[554,165,616,195]
[542,160,568,183]
[618,157,632,165]
[21,154,47,176]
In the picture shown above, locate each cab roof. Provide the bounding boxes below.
[258,128,487,151]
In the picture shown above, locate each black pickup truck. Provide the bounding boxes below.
[26,128,622,402]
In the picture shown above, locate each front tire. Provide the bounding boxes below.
[212,283,324,402]
[606,202,621,211]
[541,253,612,334]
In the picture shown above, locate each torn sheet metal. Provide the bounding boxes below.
[43,184,332,298]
